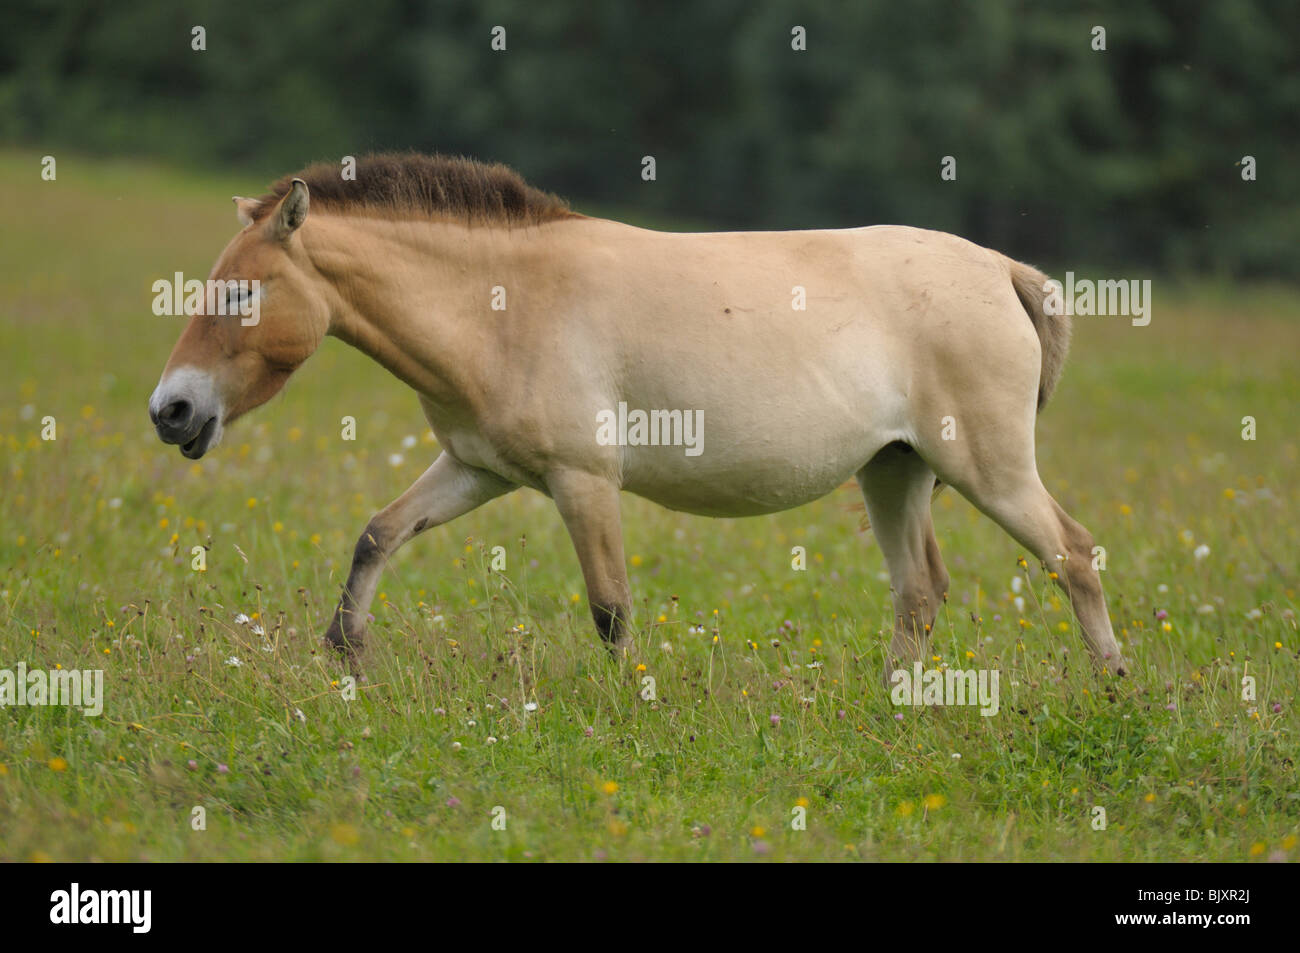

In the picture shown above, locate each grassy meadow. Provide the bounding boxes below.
[0,149,1296,861]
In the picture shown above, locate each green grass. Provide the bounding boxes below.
[0,148,1296,861]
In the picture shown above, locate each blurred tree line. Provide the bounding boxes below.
[2,0,1296,278]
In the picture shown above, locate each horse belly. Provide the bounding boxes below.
[618,422,877,517]
[608,333,899,516]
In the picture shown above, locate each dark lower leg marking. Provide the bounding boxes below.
[326,527,386,655]
[591,602,629,645]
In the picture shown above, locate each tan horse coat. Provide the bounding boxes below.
[150,155,1126,679]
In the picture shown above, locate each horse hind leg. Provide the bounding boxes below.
[857,443,950,680]
[919,416,1127,676]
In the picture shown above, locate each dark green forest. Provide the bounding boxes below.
[3,0,1296,277]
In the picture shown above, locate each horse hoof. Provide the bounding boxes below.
[324,617,364,657]
[604,636,634,659]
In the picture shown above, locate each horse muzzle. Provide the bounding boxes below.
[149,368,224,459]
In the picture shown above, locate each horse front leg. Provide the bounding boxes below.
[547,468,633,654]
[325,452,514,663]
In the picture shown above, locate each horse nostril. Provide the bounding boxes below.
[160,399,192,426]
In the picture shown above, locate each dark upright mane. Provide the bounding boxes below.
[252,152,577,226]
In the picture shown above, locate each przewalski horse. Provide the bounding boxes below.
[149,153,1127,679]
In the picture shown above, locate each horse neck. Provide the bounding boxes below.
[306,214,513,408]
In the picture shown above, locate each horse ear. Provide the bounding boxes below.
[269,178,309,241]
[233,196,259,227]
